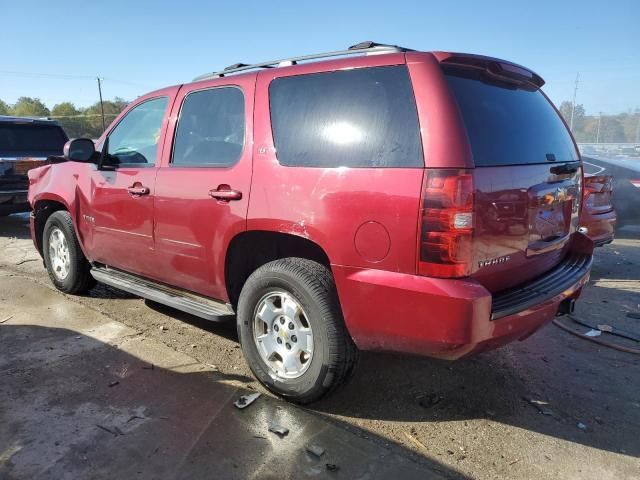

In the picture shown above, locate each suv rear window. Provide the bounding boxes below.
[0,123,67,157]
[444,65,579,167]
[269,66,423,168]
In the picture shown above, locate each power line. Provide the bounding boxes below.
[0,70,153,90]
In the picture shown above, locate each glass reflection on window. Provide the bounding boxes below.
[322,121,363,145]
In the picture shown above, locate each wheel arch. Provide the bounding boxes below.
[32,196,70,256]
[225,230,331,309]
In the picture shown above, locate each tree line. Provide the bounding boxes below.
[558,101,639,144]
[0,96,128,139]
[2,95,639,144]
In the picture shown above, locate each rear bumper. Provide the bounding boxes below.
[333,239,593,360]
[581,209,616,247]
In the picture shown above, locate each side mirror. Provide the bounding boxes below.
[63,138,96,162]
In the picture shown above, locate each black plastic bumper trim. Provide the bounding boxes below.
[491,254,592,320]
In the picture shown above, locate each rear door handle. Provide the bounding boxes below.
[127,185,150,196]
[208,186,242,201]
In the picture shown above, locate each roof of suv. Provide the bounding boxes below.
[0,115,62,126]
[191,41,544,89]
[193,41,413,81]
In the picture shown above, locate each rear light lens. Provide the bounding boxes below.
[418,169,474,278]
[584,175,613,212]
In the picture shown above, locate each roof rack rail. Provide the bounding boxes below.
[193,41,414,81]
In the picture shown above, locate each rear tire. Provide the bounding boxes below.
[43,211,96,294]
[237,258,358,404]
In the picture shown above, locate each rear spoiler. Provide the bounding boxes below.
[435,52,545,89]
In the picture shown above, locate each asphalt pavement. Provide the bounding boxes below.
[1,212,639,479]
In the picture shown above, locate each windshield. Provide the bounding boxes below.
[444,65,579,166]
[0,123,67,157]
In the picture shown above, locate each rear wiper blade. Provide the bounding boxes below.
[550,163,579,175]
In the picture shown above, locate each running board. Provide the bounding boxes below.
[90,267,234,321]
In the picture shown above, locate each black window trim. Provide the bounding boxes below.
[99,95,170,169]
[267,64,425,169]
[169,84,246,169]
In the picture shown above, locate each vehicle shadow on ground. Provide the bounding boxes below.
[0,324,465,480]
[144,300,240,343]
[101,244,640,461]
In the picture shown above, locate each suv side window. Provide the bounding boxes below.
[106,97,168,167]
[269,66,423,168]
[171,87,245,167]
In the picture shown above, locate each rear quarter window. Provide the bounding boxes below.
[444,65,579,167]
[269,66,423,168]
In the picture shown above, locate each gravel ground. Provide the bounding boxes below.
[1,213,639,479]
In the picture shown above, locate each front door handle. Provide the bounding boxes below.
[208,186,242,201]
[127,184,150,196]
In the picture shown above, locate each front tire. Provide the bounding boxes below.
[237,258,358,404]
[43,211,95,294]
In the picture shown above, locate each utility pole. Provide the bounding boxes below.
[96,76,106,133]
[569,72,580,132]
[635,113,640,144]
[596,112,602,143]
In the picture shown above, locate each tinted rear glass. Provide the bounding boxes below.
[444,66,578,166]
[269,66,423,168]
[172,87,245,167]
[0,124,67,157]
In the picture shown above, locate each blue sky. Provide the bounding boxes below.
[3,0,639,114]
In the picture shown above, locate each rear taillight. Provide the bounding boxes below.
[584,175,613,212]
[418,169,474,278]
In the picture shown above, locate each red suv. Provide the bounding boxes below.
[28,42,593,403]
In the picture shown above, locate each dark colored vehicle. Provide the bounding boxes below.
[0,116,68,216]
[28,42,593,403]
[580,174,616,246]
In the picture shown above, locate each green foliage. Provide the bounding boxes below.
[0,97,129,139]
[0,99,11,116]
[558,101,640,143]
[12,97,50,117]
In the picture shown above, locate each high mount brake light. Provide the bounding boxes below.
[418,169,474,278]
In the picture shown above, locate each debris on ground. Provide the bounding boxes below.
[577,422,588,430]
[404,432,429,451]
[96,424,119,436]
[268,424,289,437]
[0,315,12,323]
[233,392,261,409]
[306,445,326,457]
[108,381,120,387]
[597,324,613,332]
[524,397,554,416]
[584,329,602,337]
[159,326,167,331]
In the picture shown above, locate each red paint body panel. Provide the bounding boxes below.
[334,258,588,359]
[471,164,581,292]
[581,209,616,246]
[152,74,256,300]
[27,49,594,361]
[250,54,424,274]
